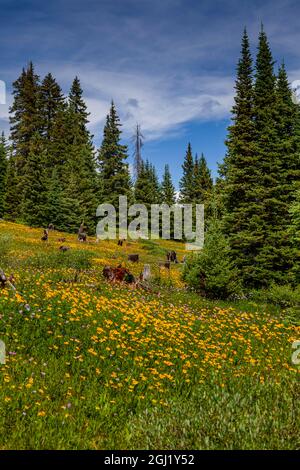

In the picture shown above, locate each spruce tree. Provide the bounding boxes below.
[160,164,177,239]
[45,168,81,232]
[259,63,300,283]
[0,133,8,217]
[222,27,300,286]
[179,142,194,202]
[161,164,176,205]
[60,171,84,232]
[148,162,161,204]
[289,189,300,246]
[183,220,241,299]
[45,168,66,229]
[3,155,19,221]
[68,76,90,141]
[289,189,300,283]
[253,29,295,285]
[221,28,261,286]
[21,133,48,227]
[98,102,132,207]
[193,153,213,204]
[62,77,98,232]
[134,160,160,207]
[39,73,65,141]
[8,63,41,218]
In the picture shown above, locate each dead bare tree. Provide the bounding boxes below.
[132,124,144,180]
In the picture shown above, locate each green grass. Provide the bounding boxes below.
[0,221,299,449]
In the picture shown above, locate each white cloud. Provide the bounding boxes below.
[45,63,234,142]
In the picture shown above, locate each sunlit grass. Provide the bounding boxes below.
[0,221,299,449]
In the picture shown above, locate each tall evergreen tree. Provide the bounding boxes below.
[135,160,161,207]
[39,73,65,141]
[60,77,98,232]
[260,63,300,283]
[68,76,91,142]
[289,189,300,283]
[253,29,296,285]
[289,189,300,246]
[21,133,48,227]
[98,102,132,207]
[3,154,19,221]
[10,62,41,164]
[180,142,194,202]
[0,133,8,217]
[221,28,261,286]
[193,153,213,204]
[160,164,177,239]
[45,168,67,229]
[8,62,41,218]
[222,27,300,286]
[161,164,176,205]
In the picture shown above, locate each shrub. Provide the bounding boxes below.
[183,220,241,299]
[250,284,300,324]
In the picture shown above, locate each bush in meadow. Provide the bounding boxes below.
[183,220,241,299]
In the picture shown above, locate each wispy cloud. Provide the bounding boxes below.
[2,0,300,151]
[35,63,235,142]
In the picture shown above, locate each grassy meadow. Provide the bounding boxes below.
[0,220,299,449]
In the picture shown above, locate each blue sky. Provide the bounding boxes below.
[1,0,300,186]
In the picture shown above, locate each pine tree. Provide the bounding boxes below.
[39,73,68,177]
[21,133,48,227]
[45,168,81,232]
[193,153,213,204]
[221,28,261,286]
[259,63,300,283]
[61,77,98,232]
[3,155,19,221]
[161,164,176,205]
[39,73,65,141]
[8,62,41,218]
[253,29,296,285]
[148,162,161,203]
[289,189,300,283]
[45,168,66,229]
[98,102,132,207]
[289,189,300,246]
[60,171,83,233]
[180,142,194,202]
[222,27,300,286]
[69,76,90,138]
[134,160,160,207]
[160,164,177,239]
[0,133,8,217]
[64,144,98,232]
[10,63,41,163]
[183,220,241,299]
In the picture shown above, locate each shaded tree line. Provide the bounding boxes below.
[0,65,211,236]
[184,26,300,296]
[2,24,298,293]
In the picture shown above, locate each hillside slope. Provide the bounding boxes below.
[0,221,299,449]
